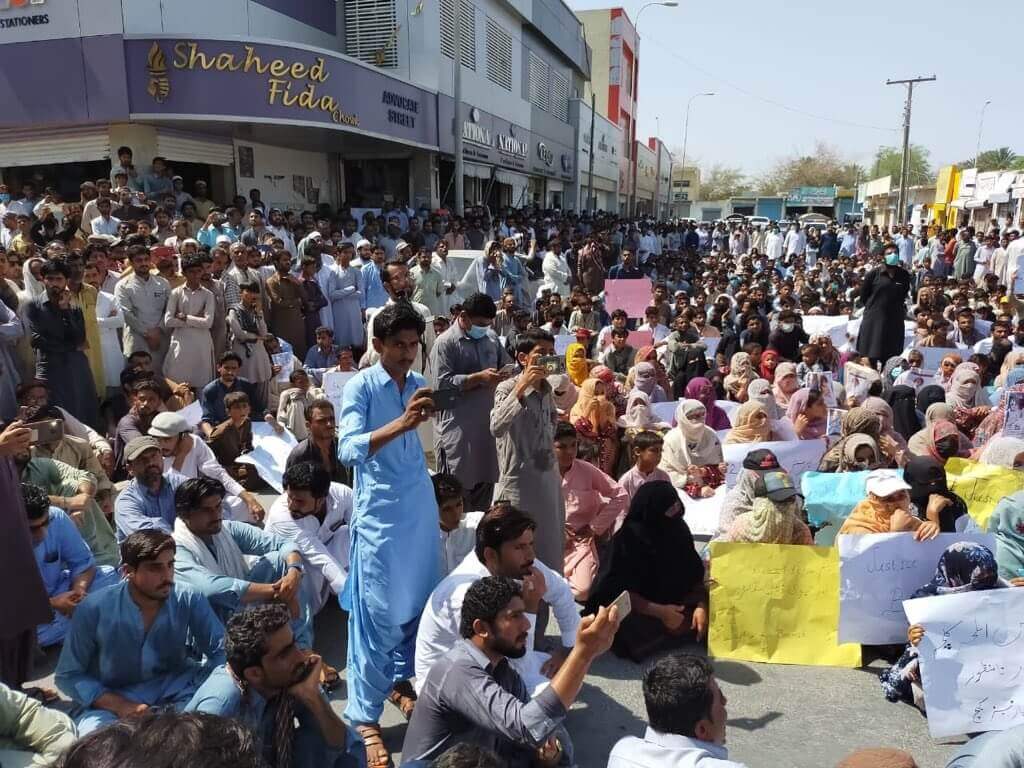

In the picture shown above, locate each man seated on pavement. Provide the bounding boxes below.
[17,379,114,475]
[186,604,360,768]
[54,530,225,735]
[14,444,118,568]
[265,461,351,615]
[24,482,120,648]
[276,368,317,441]
[415,505,579,696]
[148,410,265,522]
[607,653,747,768]
[207,391,262,492]
[402,575,620,766]
[28,404,113,497]
[0,681,77,768]
[113,380,166,469]
[285,398,349,485]
[171,477,316,652]
[199,352,262,438]
[114,436,188,541]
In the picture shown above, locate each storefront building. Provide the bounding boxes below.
[568,98,620,212]
[633,141,656,216]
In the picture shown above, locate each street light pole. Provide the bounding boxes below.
[886,75,935,226]
[975,99,991,168]
[628,1,676,218]
[678,91,714,219]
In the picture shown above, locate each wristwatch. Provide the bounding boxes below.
[286,562,304,575]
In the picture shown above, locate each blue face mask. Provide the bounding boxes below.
[467,324,489,340]
[0,194,9,204]
[884,253,900,266]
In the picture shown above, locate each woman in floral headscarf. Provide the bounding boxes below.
[590,364,626,416]
[880,542,1007,710]
[932,353,962,392]
[945,362,991,439]
[862,396,909,459]
[722,351,756,402]
[684,377,731,431]
[570,378,618,474]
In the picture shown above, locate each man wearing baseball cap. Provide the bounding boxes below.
[113,436,187,541]
[148,411,264,522]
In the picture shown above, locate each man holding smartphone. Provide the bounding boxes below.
[431,293,511,511]
[337,302,441,768]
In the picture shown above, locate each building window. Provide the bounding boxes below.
[440,0,476,70]
[528,52,550,112]
[344,0,398,68]
[485,18,513,91]
[550,70,569,122]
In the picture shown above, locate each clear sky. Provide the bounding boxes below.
[568,0,1020,180]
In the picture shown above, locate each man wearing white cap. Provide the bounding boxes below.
[353,238,372,268]
[267,208,296,258]
[148,411,264,522]
[838,469,940,539]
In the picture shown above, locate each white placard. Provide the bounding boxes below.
[678,484,725,537]
[322,370,357,418]
[838,532,996,644]
[554,335,574,355]
[805,370,837,407]
[1004,391,1024,439]
[178,400,202,429]
[722,439,826,487]
[907,345,959,373]
[802,315,849,348]
[235,422,298,493]
[272,352,293,383]
[701,336,720,362]
[904,587,1024,738]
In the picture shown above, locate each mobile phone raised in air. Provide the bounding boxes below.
[24,419,63,446]
[429,388,460,411]
[610,589,632,621]
[536,355,566,375]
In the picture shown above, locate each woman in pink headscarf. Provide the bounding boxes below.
[591,364,626,417]
[785,388,828,440]
[684,377,731,430]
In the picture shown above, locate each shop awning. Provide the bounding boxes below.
[0,126,109,167]
[463,163,493,182]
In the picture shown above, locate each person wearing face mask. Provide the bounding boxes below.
[767,310,808,361]
[838,469,940,539]
[944,362,991,440]
[430,293,511,511]
[855,245,912,369]
[660,400,725,500]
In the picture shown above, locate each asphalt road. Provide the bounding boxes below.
[27,487,960,768]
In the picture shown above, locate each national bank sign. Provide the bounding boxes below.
[462,107,527,158]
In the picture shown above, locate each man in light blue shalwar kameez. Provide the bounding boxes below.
[338,301,441,758]
[171,476,315,648]
[55,530,225,735]
[25,483,120,648]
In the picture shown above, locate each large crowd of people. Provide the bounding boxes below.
[1,149,1024,767]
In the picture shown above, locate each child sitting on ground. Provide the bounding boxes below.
[796,343,825,386]
[618,430,671,502]
[433,473,482,576]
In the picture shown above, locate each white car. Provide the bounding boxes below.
[747,216,770,228]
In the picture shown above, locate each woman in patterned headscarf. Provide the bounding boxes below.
[570,378,618,474]
[945,362,991,439]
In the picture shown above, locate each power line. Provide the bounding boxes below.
[639,34,901,134]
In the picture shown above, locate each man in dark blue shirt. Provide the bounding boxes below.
[200,352,261,437]
[606,248,644,280]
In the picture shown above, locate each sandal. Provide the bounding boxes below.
[386,679,417,721]
[355,723,391,768]
[319,662,340,690]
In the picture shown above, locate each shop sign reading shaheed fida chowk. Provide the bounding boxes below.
[124,37,438,147]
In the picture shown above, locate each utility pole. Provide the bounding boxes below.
[453,0,465,216]
[587,91,596,212]
[886,75,935,226]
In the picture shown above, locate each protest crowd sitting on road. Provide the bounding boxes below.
[5,162,1024,768]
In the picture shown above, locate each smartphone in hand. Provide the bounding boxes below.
[430,388,460,411]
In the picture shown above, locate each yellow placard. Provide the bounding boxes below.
[945,457,1024,529]
[709,542,861,667]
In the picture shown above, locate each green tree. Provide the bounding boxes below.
[754,141,865,195]
[871,145,933,185]
[958,147,1019,172]
[699,163,750,201]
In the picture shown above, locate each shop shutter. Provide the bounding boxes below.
[550,70,569,122]
[440,0,476,70]
[0,126,109,167]
[528,53,550,112]
[156,130,234,166]
[485,18,513,91]
[344,0,398,68]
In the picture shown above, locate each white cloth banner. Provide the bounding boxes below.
[722,439,826,487]
[178,400,202,430]
[322,371,357,421]
[650,399,738,428]
[702,336,720,362]
[904,587,1024,738]
[838,532,996,644]
[235,422,298,494]
[802,315,849,348]
[679,485,725,537]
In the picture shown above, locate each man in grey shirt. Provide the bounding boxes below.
[430,293,510,510]
[114,245,170,373]
[401,576,619,766]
